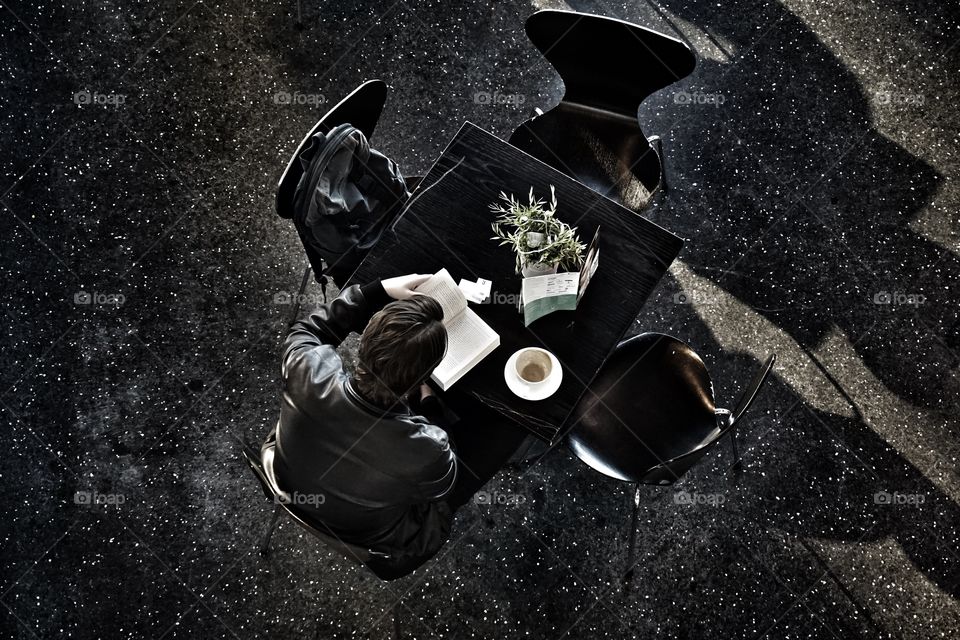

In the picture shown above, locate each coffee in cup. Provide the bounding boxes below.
[515,348,554,385]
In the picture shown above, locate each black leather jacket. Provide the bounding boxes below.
[271,281,457,564]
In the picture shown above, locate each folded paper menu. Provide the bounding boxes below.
[416,269,500,390]
[521,228,600,326]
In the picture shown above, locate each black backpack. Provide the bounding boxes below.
[288,123,409,295]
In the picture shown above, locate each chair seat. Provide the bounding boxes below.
[276,79,388,221]
[508,10,696,212]
[509,104,659,210]
[568,333,718,483]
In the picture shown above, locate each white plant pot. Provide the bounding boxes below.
[521,262,559,278]
[525,231,546,248]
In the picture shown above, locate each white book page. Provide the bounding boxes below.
[415,268,467,323]
[431,308,500,390]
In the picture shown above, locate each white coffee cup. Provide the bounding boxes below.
[514,347,554,385]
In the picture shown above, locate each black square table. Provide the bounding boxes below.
[351,122,683,444]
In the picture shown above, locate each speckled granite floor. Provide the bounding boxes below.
[1,0,958,638]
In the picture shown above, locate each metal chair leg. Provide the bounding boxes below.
[728,431,743,473]
[392,603,403,639]
[505,434,547,470]
[295,0,304,30]
[259,504,284,555]
[622,483,641,593]
[288,265,312,327]
[649,135,667,193]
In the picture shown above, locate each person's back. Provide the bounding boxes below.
[265,278,457,569]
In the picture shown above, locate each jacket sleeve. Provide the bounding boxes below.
[282,281,391,379]
[413,424,458,502]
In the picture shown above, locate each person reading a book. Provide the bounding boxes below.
[262,273,526,578]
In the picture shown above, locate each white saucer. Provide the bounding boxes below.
[504,349,563,401]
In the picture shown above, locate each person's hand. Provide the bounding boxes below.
[418,383,442,416]
[404,384,436,411]
[419,383,435,402]
[382,274,430,300]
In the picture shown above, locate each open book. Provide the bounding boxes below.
[416,269,500,391]
[520,228,600,326]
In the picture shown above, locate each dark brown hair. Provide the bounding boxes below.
[355,296,447,408]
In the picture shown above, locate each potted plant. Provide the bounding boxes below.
[490,186,586,277]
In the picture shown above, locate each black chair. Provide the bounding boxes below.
[568,333,776,587]
[275,79,388,317]
[275,79,425,315]
[509,10,696,211]
[241,444,383,561]
[241,443,407,636]
[275,80,388,219]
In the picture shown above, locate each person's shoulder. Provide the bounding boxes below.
[402,421,456,492]
[420,423,451,451]
[395,417,455,471]
[283,343,344,386]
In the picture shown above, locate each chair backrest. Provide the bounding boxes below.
[641,354,776,483]
[275,79,388,220]
[636,413,729,485]
[509,108,664,208]
[241,445,274,501]
[508,11,695,205]
[523,10,696,116]
[638,437,721,485]
[240,444,381,566]
[568,333,719,484]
